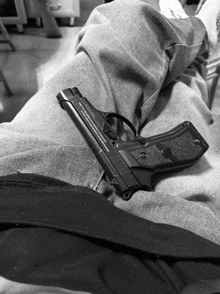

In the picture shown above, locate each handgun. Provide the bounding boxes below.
[57,87,209,200]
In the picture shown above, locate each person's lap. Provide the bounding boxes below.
[1,0,220,244]
[0,0,206,184]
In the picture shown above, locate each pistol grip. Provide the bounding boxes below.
[120,121,209,189]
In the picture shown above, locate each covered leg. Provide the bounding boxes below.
[0,0,207,187]
[0,0,219,244]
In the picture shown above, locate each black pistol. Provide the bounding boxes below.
[57,87,209,200]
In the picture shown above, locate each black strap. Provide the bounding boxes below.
[0,173,220,259]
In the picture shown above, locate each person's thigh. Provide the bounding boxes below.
[0,0,207,189]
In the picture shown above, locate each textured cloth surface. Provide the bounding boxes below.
[0,0,219,246]
[0,173,219,294]
[0,277,88,294]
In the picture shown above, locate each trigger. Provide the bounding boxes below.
[103,123,117,140]
[106,115,124,136]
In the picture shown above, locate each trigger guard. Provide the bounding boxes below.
[105,113,137,138]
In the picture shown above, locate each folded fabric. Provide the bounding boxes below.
[0,173,219,294]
